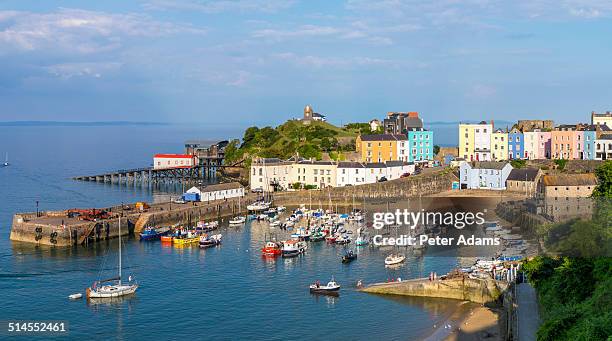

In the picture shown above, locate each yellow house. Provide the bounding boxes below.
[491,129,508,161]
[356,134,406,162]
[458,123,475,160]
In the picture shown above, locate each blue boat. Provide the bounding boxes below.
[139,226,170,241]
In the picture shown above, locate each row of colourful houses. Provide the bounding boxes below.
[458,112,612,161]
[357,112,434,163]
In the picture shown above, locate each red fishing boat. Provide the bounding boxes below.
[261,241,282,256]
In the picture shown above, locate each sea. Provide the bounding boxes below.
[0,123,467,340]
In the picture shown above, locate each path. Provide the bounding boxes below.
[516,282,540,341]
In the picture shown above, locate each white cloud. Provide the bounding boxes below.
[142,0,295,13]
[272,52,394,68]
[0,8,206,54]
[252,24,396,45]
[46,62,122,79]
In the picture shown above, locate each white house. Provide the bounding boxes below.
[364,163,388,182]
[186,182,245,202]
[153,154,196,170]
[459,161,513,190]
[250,158,294,192]
[474,122,493,161]
[523,131,538,160]
[397,139,410,162]
[385,161,415,180]
[595,134,612,160]
[370,119,381,132]
[336,162,366,186]
[291,160,337,188]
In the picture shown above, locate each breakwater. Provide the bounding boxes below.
[360,276,508,304]
[10,198,247,247]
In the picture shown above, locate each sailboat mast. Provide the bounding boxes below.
[118,216,122,285]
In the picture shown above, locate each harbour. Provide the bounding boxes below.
[0,124,476,340]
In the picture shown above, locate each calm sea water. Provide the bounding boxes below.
[0,124,462,340]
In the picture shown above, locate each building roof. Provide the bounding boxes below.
[385,160,413,167]
[466,161,510,170]
[154,154,193,158]
[592,111,612,117]
[338,162,365,168]
[404,117,423,128]
[200,182,243,192]
[507,168,540,181]
[582,124,611,131]
[359,134,407,141]
[297,160,336,165]
[541,174,598,187]
[312,112,325,118]
[599,134,612,140]
[365,162,386,168]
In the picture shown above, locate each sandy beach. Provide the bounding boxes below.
[423,301,501,341]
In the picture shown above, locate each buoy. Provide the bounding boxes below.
[69,293,83,300]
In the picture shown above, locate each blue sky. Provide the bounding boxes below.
[0,0,611,126]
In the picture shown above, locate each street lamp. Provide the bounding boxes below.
[36,200,39,217]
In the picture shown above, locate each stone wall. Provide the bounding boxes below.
[273,170,457,206]
[360,277,508,304]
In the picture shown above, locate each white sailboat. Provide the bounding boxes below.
[3,153,8,167]
[229,196,246,225]
[86,216,138,298]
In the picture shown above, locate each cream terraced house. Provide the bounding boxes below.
[292,160,338,188]
[250,158,416,190]
[250,158,294,192]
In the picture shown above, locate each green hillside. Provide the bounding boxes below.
[224,119,362,164]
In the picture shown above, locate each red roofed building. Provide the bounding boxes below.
[153,154,197,170]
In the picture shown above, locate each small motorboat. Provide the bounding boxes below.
[385,254,406,266]
[160,235,174,243]
[335,235,351,245]
[199,234,222,248]
[269,220,281,227]
[68,293,82,300]
[341,250,357,264]
[282,239,307,257]
[139,226,170,241]
[229,216,246,225]
[309,277,340,295]
[261,241,282,256]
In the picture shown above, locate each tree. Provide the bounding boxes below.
[510,159,526,169]
[554,159,568,170]
[433,145,440,156]
[242,126,259,148]
[223,139,242,164]
[592,160,612,198]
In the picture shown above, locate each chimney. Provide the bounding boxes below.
[490,120,494,128]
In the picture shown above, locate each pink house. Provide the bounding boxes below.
[551,125,583,160]
[537,131,551,159]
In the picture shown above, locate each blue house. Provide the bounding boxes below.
[407,128,434,162]
[582,124,610,160]
[508,128,524,159]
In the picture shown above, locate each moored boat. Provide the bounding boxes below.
[199,234,222,248]
[341,250,357,263]
[384,253,406,266]
[229,216,246,225]
[261,241,282,256]
[139,226,170,241]
[282,239,307,257]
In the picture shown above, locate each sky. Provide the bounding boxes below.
[0,0,611,127]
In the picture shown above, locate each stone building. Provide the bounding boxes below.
[538,174,598,222]
[302,105,326,123]
[516,120,554,131]
[505,168,541,196]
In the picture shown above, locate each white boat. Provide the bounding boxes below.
[68,293,82,300]
[247,201,270,211]
[2,152,8,167]
[385,254,406,265]
[309,277,340,294]
[229,216,246,225]
[355,236,369,246]
[269,220,280,227]
[282,239,307,257]
[87,216,138,298]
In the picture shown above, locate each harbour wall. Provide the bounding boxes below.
[273,170,457,206]
[359,277,508,304]
[10,198,248,247]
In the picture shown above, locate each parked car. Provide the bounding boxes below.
[173,198,186,204]
[251,187,263,193]
[400,173,410,178]
[378,177,388,182]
